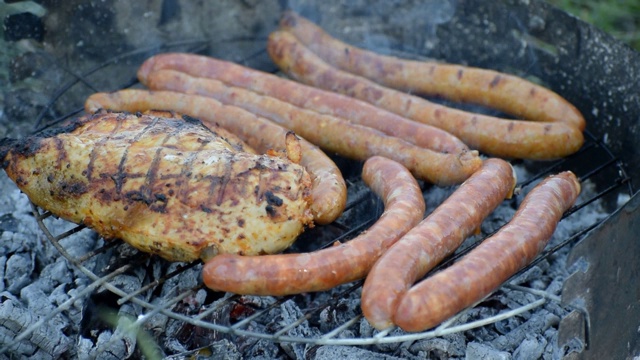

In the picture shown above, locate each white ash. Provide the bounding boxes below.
[408,334,467,358]
[0,294,73,359]
[308,345,407,360]
[465,342,511,360]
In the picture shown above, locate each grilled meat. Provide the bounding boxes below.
[0,110,314,262]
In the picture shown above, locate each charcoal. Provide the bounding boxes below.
[0,297,72,358]
[92,331,127,360]
[512,333,546,360]
[500,291,539,317]
[493,315,522,336]
[395,344,427,360]
[543,328,562,360]
[55,228,100,261]
[509,265,544,287]
[66,284,90,334]
[83,310,138,359]
[490,312,560,352]
[21,284,62,319]
[0,258,5,293]
[204,339,242,360]
[408,333,466,358]
[358,318,375,339]
[111,304,142,355]
[543,301,570,320]
[276,299,319,359]
[545,278,565,296]
[100,269,145,296]
[318,298,360,334]
[77,336,94,359]
[164,339,241,360]
[244,338,283,359]
[143,301,169,337]
[309,345,406,360]
[42,259,74,287]
[0,230,37,259]
[164,337,190,355]
[372,327,404,353]
[160,263,203,297]
[5,252,34,294]
[465,342,511,360]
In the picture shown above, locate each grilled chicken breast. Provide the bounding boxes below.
[0,110,314,262]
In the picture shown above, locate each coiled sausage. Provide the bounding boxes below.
[360,158,517,330]
[394,171,581,332]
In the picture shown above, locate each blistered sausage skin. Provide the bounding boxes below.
[202,156,425,296]
[137,52,468,154]
[140,69,482,186]
[267,30,585,160]
[279,11,586,131]
[85,89,346,225]
[360,158,517,330]
[394,171,581,332]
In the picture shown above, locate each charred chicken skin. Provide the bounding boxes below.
[0,110,314,262]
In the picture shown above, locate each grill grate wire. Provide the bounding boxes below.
[0,41,633,354]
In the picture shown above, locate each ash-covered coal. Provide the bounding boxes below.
[0,172,96,358]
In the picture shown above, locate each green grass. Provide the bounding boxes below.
[547,0,640,51]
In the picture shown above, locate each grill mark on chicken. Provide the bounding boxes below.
[210,160,232,207]
[112,116,160,196]
[177,151,201,205]
[133,121,186,212]
[53,137,67,172]
[86,116,123,182]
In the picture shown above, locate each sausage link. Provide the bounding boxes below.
[202,156,425,296]
[394,171,581,332]
[141,69,482,186]
[138,53,468,154]
[267,30,585,160]
[360,158,517,330]
[279,11,586,131]
[85,89,346,225]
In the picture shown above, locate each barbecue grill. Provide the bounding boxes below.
[1,0,639,359]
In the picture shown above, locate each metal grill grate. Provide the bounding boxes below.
[0,39,634,356]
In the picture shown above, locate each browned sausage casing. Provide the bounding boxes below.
[201,156,425,296]
[394,171,581,332]
[140,69,482,186]
[137,52,468,154]
[279,11,586,131]
[85,89,346,225]
[267,30,585,160]
[360,158,517,330]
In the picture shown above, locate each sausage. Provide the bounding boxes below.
[279,11,586,131]
[85,89,346,225]
[360,158,517,330]
[394,171,581,332]
[140,69,482,186]
[202,156,426,296]
[267,30,585,160]
[137,52,468,154]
